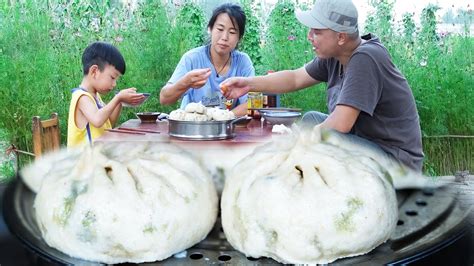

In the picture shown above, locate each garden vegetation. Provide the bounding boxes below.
[0,0,472,178]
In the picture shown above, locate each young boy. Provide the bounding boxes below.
[67,42,145,147]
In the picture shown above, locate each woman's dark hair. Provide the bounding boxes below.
[82,42,126,75]
[208,3,246,40]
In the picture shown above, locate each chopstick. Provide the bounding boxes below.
[105,129,146,135]
[117,127,161,134]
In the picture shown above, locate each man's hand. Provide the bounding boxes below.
[220,77,252,99]
[184,68,211,88]
[117,88,145,105]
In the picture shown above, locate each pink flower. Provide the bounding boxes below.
[287,35,296,41]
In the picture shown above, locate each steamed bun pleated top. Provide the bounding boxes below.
[27,142,218,264]
[221,127,399,264]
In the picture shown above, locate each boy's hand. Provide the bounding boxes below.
[117,88,145,105]
[220,77,252,99]
[184,68,211,89]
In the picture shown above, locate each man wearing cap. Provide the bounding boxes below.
[221,0,424,172]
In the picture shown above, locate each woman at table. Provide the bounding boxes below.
[159,3,254,116]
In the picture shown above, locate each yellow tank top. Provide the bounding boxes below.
[67,89,112,147]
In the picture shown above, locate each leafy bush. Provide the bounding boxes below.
[0,2,62,151]
[261,0,313,71]
[173,2,206,49]
[401,12,416,43]
[239,1,262,67]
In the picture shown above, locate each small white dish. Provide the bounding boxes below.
[262,111,301,126]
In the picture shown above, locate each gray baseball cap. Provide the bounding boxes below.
[295,0,359,33]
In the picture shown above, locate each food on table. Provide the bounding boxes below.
[221,126,420,264]
[184,102,206,114]
[168,109,186,120]
[210,107,235,121]
[205,107,218,120]
[23,142,218,264]
[271,124,292,134]
[169,102,235,121]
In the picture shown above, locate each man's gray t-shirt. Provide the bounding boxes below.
[305,33,424,172]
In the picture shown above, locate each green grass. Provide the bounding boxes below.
[423,137,473,176]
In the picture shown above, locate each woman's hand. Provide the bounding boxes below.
[184,68,212,88]
[220,77,252,99]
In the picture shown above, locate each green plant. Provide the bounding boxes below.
[262,0,313,71]
[366,0,395,42]
[420,4,441,44]
[0,2,61,152]
[174,2,206,49]
[239,1,262,67]
[0,0,472,175]
[0,162,15,183]
[423,137,473,175]
[401,12,416,43]
[0,129,16,183]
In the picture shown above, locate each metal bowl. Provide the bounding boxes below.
[262,111,301,126]
[168,117,248,140]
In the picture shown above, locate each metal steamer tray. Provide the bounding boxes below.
[168,117,249,141]
[3,177,473,265]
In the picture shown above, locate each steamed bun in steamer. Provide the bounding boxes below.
[169,109,186,120]
[171,103,236,122]
[221,127,399,264]
[184,112,198,121]
[205,107,219,120]
[31,142,218,264]
[194,114,209,121]
[184,102,205,114]
[212,109,235,121]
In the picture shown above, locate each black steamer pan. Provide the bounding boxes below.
[3,176,473,265]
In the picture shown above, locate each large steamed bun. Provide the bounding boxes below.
[221,127,398,264]
[169,109,186,120]
[20,147,83,193]
[33,142,218,264]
